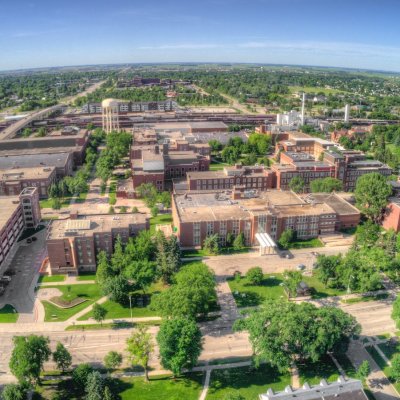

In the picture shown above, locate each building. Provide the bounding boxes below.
[179,165,275,192]
[260,377,367,400]
[102,99,120,133]
[172,189,360,249]
[83,100,177,114]
[46,213,149,275]
[0,166,57,198]
[382,197,400,232]
[0,187,41,273]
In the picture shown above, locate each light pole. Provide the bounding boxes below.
[129,294,133,323]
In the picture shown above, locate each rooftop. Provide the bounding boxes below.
[0,152,70,170]
[0,166,55,181]
[47,213,148,240]
[0,196,20,229]
[303,193,360,215]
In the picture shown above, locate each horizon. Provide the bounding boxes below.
[2,0,400,72]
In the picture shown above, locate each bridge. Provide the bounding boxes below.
[0,104,65,140]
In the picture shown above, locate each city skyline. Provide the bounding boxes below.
[2,0,400,72]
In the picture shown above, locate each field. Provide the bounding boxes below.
[207,364,290,399]
[0,304,18,323]
[38,275,66,284]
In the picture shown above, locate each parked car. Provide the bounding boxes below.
[31,236,37,242]
[26,238,32,244]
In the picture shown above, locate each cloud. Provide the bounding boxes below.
[138,43,225,50]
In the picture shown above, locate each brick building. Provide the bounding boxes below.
[82,100,177,114]
[382,197,400,232]
[172,190,360,249]
[46,213,149,275]
[0,187,41,272]
[0,167,57,198]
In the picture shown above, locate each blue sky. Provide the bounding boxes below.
[1,0,400,71]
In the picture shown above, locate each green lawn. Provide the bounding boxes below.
[207,364,291,400]
[73,191,88,204]
[210,162,229,171]
[0,304,18,323]
[227,274,286,307]
[39,197,71,209]
[116,373,204,400]
[298,354,340,385]
[65,320,160,331]
[301,275,347,299]
[287,238,324,249]
[341,293,389,304]
[40,283,103,322]
[149,214,173,234]
[182,247,251,258]
[76,273,96,281]
[109,180,117,205]
[77,281,165,321]
[38,275,66,284]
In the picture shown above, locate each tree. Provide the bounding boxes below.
[151,206,159,217]
[233,233,246,250]
[157,318,202,377]
[96,251,114,286]
[126,325,154,382]
[283,270,303,298]
[203,234,220,255]
[354,221,381,249]
[132,206,139,213]
[392,295,400,329]
[72,363,94,392]
[356,360,371,383]
[108,206,115,214]
[51,198,62,210]
[278,229,293,250]
[310,177,343,193]
[104,351,123,372]
[0,383,28,400]
[289,176,305,193]
[53,342,72,373]
[103,386,114,400]
[234,300,360,372]
[125,259,157,293]
[355,173,392,222]
[208,139,223,153]
[246,267,263,285]
[9,335,51,385]
[156,231,181,284]
[85,371,104,400]
[92,303,107,325]
[102,275,130,304]
[110,236,126,274]
[391,354,400,382]
[315,254,342,287]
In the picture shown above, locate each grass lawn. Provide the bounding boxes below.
[76,273,96,281]
[182,247,251,258]
[207,364,290,400]
[210,162,229,171]
[74,191,88,204]
[65,320,161,331]
[149,213,173,234]
[228,274,286,307]
[39,197,71,209]
[298,354,340,385]
[287,238,324,249]
[301,275,347,299]
[0,304,18,323]
[109,180,117,205]
[341,293,389,304]
[38,275,66,284]
[41,283,102,322]
[77,281,165,321]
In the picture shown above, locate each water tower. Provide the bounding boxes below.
[102,98,119,133]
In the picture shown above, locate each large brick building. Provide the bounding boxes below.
[0,187,41,272]
[82,100,177,114]
[46,213,149,275]
[172,189,360,248]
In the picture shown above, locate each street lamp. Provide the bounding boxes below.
[347,275,354,295]
[129,293,133,323]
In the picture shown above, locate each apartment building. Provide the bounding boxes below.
[0,166,57,198]
[0,187,41,272]
[82,100,177,114]
[46,213,149,275]
[172,189,360,248]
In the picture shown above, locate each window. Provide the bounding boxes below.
[206,221,214,236]
[193,222,201,246]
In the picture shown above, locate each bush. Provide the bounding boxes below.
[72,363,94,391]
[246,267,263,285]
[233,233,246,250]
[278,229,293,249]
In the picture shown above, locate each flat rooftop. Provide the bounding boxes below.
[47,213,148,240]
[0,196,20,229]
[1,166,55,181]
[0,152,70,170]
[303,193,360,215]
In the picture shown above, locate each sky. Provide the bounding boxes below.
[1,0,400,72]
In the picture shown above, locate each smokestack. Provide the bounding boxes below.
[301,92,306,125]
[344,104,350,123]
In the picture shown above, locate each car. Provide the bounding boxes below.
[26,238,32,244]
[296,264,306,271]
[31,236,37,242]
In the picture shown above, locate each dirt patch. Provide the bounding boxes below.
[48,296,87,309]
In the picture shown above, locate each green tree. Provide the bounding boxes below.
[246,267,263,285]
[392,295,400,329]
[289,176,305,193]
[203,234,220,255]
[391,354,400,382]
[125,259,157,293]
[92,303,107,325]
[315,254,342,287]
[278,229,293,250]
[233,232,246,250]
[156,231,181,284]
[9,335,51,385]
[310,177,343,193]
[126,325,154,382]
[104,351,123,372]
[234,300,360,372]
[283,270,303,298]
[103,386,114,400]
[151,206,159,217]
[208,139,223,153]
[53,342,72,373]
[72,363,94,392]
[102,275,130,304]
[96,251,114,286]
[0,383,28,400]
[356,360,371,383]
[157,318,202,377]
[354,221,381,249]
[132,206,139,213]
[36,127,46,137]
[51,198,62,210]
[355,173,392,222]
[85,371,104,400]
